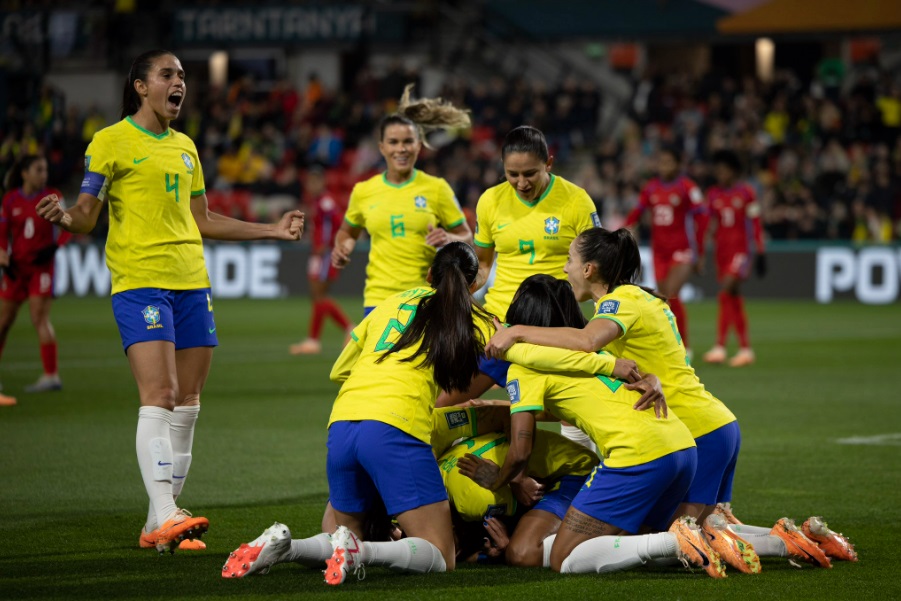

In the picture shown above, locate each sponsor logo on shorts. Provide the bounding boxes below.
[444,410,470,430]
[506,379,521,404]
[142,305,163,330]
[597,300,620,315]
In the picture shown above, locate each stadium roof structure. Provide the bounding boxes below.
[715,0,901,34]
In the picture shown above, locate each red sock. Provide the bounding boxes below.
[309,301,326,340]
[40,342,58,376]
[668,297,689,349]
[717,291,732,347]
[320,299,351,330]
[732,294,750,348]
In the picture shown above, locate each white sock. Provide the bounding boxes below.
[559,424,598,454]
[735,533,787,557]
[286,532,333,566]
[542,534,556,568]
[365,538,447,573]
[729,524,772,535]
[136,406,178,526]
[170,405,200,498]
[560,533,677,574]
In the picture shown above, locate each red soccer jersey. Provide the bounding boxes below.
[703,183,764,255]
[625,175,705,253]
[0,187,71,265]
[311,192,344,253]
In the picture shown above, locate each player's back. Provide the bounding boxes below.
[640,176,703,251]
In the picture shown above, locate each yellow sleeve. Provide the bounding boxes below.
[505,343,616,376]
[473,191,494,248]
[436,179,466,229]
[591,292,640,335]
[507,366,546,414]
[344,185,365,228]
[573,188,600,233]
[329,320,368,382]
[189,144,205,196]
[431,407,478,456]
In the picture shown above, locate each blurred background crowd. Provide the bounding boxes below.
[2,0,900,243]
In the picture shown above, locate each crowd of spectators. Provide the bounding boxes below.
[2,56,900,243]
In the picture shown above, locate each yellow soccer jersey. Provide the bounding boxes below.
[328,288,492,444]
[345,170,466,307]
[83,117,208,294]
[438,430,598,522]
[431,406,481,457]
[474,175,600,319]
[592,285,736,438]
[507,363,695,469]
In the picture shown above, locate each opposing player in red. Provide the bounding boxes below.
[624,146,704,357]
[699,150,765,367]
[0,154,71,402]
[290,167,353,355]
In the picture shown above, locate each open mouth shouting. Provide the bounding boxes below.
[167,90,184,113]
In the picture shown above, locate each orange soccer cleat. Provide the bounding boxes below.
[155,509,209,554]
[670,516,727,579]
[714,502,743,525]
[324,525,365,585]
[703,345,727,364]
[0,393,17,406]
[802,517,858,562]
[289,338,322,355]
[703,513,761,574]
[770,518,831,568]
[728,348,755,367]
[142,526,206,550]
[222,523,292,578]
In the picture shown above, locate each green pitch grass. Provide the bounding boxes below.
[1,297,900,600]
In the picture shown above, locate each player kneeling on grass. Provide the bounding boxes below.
[458,274,728,578]
[224,242,493,584]
[433,405,599,567]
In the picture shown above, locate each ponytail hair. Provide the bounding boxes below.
[575,227,666,300]
[506,274,587,329]
[3,154,43,192]
[501,125,549,162]
[378,241,491,392]
[121,49,173,119]
[378,84,471,148]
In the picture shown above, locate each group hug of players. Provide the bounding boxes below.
[5,50,856,586]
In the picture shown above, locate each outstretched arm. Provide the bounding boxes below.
[36,193,103,235]
[190,193,303,241]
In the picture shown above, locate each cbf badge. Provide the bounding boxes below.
[142,305,162,330]
[414,195,427,209]
[545,216,560,235]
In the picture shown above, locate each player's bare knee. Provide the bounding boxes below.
[505,541,540,567]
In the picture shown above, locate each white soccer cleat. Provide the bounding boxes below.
[222,522,293,578]
[25,374,62,393]
[324,525,365,585]
[728,348,755,367]
[703,345,727,364]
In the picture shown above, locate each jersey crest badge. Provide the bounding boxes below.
[142,305,161,325]
[414,195,427,209]
[597,300,620,315]
[444,410,470,430]
[544,216,560,235]
[506,379,521,404]
[590,212,601,228]
[181,153,194,171]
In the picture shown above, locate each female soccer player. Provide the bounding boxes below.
[486,229,830,570]
[224,242,493,585]
[460,274,730,578]
[699,150,765,367]
[290,167,353,354]
[36,49,304,554]
[624,146,704,356]
[0,154,70,404]
[331,85,472,317]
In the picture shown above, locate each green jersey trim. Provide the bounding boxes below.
[344,216,361,228]
[510,404,544,414]
[591,314,628,335]
[445,218,465,229]
[473,239,494,248]
[515,174,556,207]
[125,116,171,140]
[382,169,418,189]
[191,188,205,197]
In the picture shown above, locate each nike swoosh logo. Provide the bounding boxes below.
[134,157,150,164]
[157,461,172,466]
[688,540,711,566]
[497,223,510,230]
[209,327,216,334]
